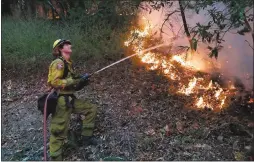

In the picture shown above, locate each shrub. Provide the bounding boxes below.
[1,16,131,77]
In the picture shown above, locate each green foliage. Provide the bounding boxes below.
[191,38,198,51]
[137,0,253,59]
[2,18,83,63]
[1,0,138,78]
[189,0,253,58]
[145,0,174,11]
[237,26,251,35]
[207,45,223,59]
[2,17,131,76]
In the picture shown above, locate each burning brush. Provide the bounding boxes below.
[124,18,244,111]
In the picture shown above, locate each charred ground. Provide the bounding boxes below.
[1,59,254,160]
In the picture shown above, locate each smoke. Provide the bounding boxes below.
[138,2,253,90]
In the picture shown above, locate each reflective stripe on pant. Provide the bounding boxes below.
[49,96,97,159]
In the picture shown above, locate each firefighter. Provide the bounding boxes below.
[47,39,97,160]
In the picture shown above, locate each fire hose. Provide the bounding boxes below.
[43,43,168,160]
[43,89,54,161]
[91,43,168,75]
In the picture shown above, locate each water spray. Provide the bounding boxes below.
[90,43,168,76]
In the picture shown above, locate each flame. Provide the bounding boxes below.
[230,84,236,90]
[248,98,254,103]
[172,55,192,67]
[196,97,213,109]
[215,88,223,99]
[207,80,213,89]
[124,19,234,111]
[220,97,227,108]
[164,69,170,74]
[196,97,204,108]
[179,77,197,95]
[141,53,158,64]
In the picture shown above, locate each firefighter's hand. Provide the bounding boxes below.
[81,73,91,80]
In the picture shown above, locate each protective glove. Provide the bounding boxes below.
[81,73,91,81]
[74,73,91,91]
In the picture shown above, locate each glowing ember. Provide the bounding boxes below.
[220,97,227,108]
[196,97,213,109]
[207,80,213,89]
[196,97,204,108]
[164,69,170,74]
[230,84,236,89]
[151,64,159,70]
[170,73,177,80]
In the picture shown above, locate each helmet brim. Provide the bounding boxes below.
[54,39,71,49]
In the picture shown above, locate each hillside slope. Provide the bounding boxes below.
[1,60,254,161]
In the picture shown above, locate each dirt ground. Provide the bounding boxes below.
[1,60,254,161]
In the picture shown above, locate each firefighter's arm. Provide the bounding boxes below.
[72,71,82,79]
[48,60,79,88]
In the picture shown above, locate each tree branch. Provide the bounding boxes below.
[244,7,253,15]
[245,40,254,50]
[243,12,254,43]
[160,10,180,36]
[176,24,184,37]
[220,22,235,43]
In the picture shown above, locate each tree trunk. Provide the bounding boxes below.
[179,0,193,60]
[29,0,36,18]
[243,12,254,44]
[1,0,12,16]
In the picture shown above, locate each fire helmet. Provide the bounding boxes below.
[53,39,71,49]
